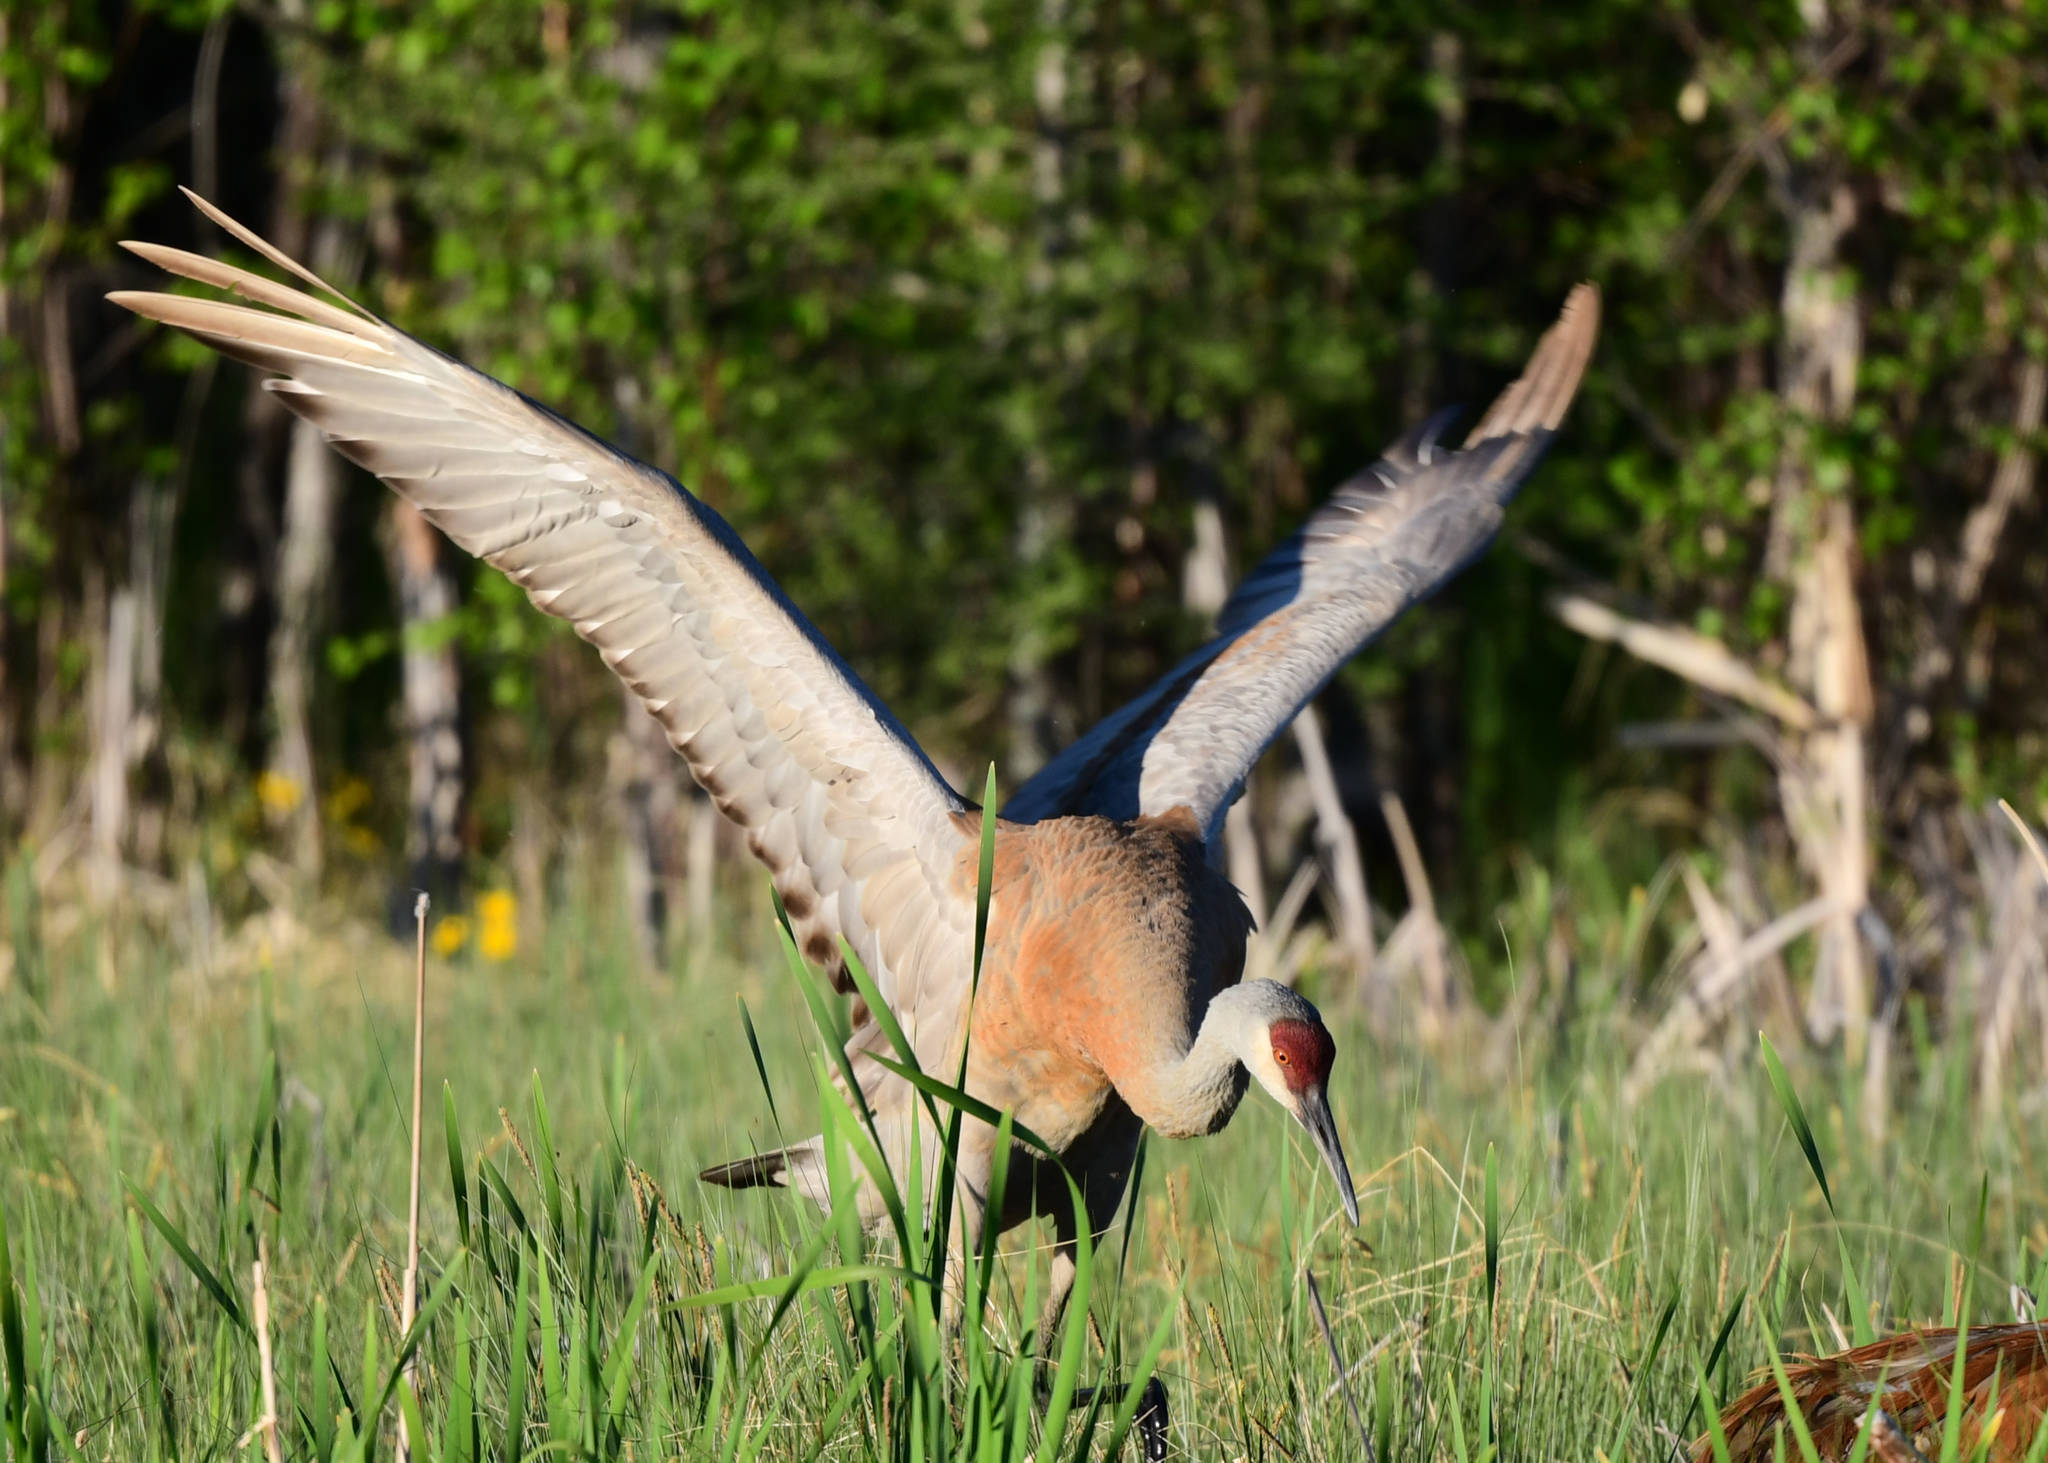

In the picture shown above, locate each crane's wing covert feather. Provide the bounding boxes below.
[1003,284,1599,841]
[111,191,975,1039]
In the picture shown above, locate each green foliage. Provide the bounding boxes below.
[8,0,2048,960]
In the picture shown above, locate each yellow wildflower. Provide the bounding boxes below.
[431,914,471,957]
[256,770,303,816]
[324,776,372,823]
[478,890,518,962]
[342,825,382,858]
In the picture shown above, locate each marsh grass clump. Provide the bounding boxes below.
[2,844,2045,1460]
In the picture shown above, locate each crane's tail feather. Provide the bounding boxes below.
[699,1137,836,1212]
[698,1151,791,1190]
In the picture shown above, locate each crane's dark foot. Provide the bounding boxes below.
[1045,1376,1169,1459]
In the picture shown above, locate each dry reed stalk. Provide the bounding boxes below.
[251,1238,284,1463]
[1549,592,1818,730]
[399,891,428,1463]
[1999,799,2048,888]
[1553,575,1877,1047]
[1249,858,1319,986]
[1379,790,1449,1035]
[1290,705,1376,980]
[1622,894,1840,1103]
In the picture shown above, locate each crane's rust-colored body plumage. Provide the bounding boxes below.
[1699,1324,2048,1463]
[110,190,1597,1342]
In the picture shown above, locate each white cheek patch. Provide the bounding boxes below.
[1247,1047,1294,1103]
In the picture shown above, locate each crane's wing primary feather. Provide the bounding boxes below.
[111,191,975,1041]
[1003,284,1599,841]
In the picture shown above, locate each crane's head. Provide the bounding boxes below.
[1230,982,1360,1226]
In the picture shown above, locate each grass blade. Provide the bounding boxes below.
[1760,1313,1824,1463]
[1306,1268,1373,1462]
[600,1254,660,1419]
[669,1263,914,1311]
[504,1243,532,1463]
[2,1194,30,1463]
[125,1209,174,1457]
[309,1295,334,1462]
[1759,1033,1832,1214]
[1483,1143,1500,1312]
[530,1073,564,1237]
[1678,1288,1747,1442]
[1604,1292,1678,1459]
[973,765,998,975]
[736,996,781,1133]
[444,1083,471,1253]
[480,1158,530,1244]
[1694,1366,1735,1463]
[123,1180,248,1334]
[863,1053,1061,1160]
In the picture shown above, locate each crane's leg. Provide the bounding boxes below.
[1032,1163,1124,1350]
[939,1115,999,1334]
[1032,1164,1169,1460]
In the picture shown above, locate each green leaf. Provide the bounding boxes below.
[503,1244,532,1463]
[368,1256,465,1424]
[666,1263,913,1310]
[1483,1143,1500,1313]
[309,1295,334,1463]
[1695,1366,1735,1463]
[973,764,998,978]
[863,1053,1062,1160]
[1104,1288,1182,1461]
[2,1193,29,1463]
[1678,1289,1747,1442]
[1760,1315,1824,1463]
[1605,1292,1678,1459]
[122,1180,248,1334]
[1759,1033,1833,1213]
[481,1166,531,1298]
[444,1082,471,1253]
[736,995,781,1133]
[530,1072,564,1237]
[600,1254,660,1419]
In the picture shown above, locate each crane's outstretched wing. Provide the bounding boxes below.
[111,191,975,1035]
[1004,284,1599,842]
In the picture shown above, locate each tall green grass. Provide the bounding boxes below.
[2,852,2044,1460]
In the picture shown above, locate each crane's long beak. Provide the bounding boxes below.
[1297,1086,1360,1225]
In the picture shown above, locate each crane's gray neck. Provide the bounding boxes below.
[1135,980,1306,1140]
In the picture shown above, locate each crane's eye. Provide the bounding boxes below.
[1272,1049,1290,1066]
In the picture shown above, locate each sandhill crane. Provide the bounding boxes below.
[111,190,1598,1349]
[1696,1322,2048,1462]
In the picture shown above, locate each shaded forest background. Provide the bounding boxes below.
[3,0,2046,1067]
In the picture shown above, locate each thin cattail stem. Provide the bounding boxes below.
[399,890,429,1463]
[252,1239,284,1463]
[1999,798,2048,888]
[1305,1267,1376,1463]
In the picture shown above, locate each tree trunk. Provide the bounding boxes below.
[384,500,465,917]
[83,477,171,901]
[125,478,178,871]
[1766,9,1872,1049]
[1400,28,1468,876]
[613,685,681,969]
[0,461,14,834]
[1007,0,1072,782]
[0,11,17,836]
[87,568,134,903]
[265,213,348,881]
